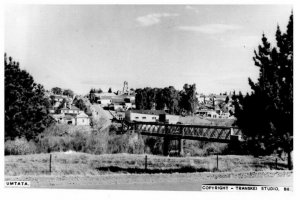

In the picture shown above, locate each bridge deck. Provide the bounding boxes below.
[126,121,241,142]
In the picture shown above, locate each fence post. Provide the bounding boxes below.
[275,158,278,170]
[49,154,52,174]
[145,155,148,172]
[216,154,219,171]
[163,125,169,156]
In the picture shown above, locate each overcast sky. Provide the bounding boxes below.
[5,5,292,95]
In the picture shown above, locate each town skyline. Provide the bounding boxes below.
[5,5,292,95]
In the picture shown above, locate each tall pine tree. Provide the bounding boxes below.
[235,13,293,169]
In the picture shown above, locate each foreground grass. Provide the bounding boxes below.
[5,152,289,176]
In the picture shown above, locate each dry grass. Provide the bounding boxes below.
[5,152,289,176]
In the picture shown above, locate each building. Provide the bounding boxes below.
[125,110,166,122]
[51,113,76,125]
[115,112,125,121]
[94,92,116,99]
[97,99,113,107]
[123,81,129,94]
[75,112,90,125]
[196,109,220,119]
[51,112,90,126]
[60,104,80,115]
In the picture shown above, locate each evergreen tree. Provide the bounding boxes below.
[235,13,293,169]
[5,54,53,141]
[179,84,198,115]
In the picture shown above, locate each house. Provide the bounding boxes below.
[196,109,220,119]
[75,112,90,125]
[206,110,220,119]
[220,112,230,118]
[60,104,80,115]
[51,113,76,125]
[51,112,90,126]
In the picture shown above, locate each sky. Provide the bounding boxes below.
[5,5,293,95]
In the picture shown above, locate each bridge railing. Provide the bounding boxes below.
[126,121,242,142]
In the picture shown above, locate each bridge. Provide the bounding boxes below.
[121,121,242,156]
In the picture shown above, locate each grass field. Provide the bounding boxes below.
[5,152,289,176]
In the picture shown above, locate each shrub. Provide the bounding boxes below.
[71,131,87,152]
[184,141,228,156]
[106,131,145,154]
[5,137,37,155]
[143,136,164,155]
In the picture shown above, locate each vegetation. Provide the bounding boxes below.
[234,14,293,169]
[73,97,92,116]
[62,89,74,97]
[5,152,289,176]
[135,84,198,115]
[5,54,54,141]
[51,87,62,95]
[88,88,103,104]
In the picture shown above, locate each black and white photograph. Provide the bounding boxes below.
[2,2,295,197]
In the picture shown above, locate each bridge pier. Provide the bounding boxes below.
[163,137,170,156]
[178,138,184,156]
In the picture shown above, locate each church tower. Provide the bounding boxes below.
[123,81,129,94]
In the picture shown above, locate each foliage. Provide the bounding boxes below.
[89,88,102,93]
[135,84,197,115]
[5,54,54,141]
[73,97,92,116]
[5,137,37,155]
[51,87,62,95]
[234,14,293,168]
[55,98,67,113]
[179,84,198,115]
[106,131,145,154]
[88,89,99,104]
[62,89,74,97]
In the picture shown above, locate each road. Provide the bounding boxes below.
[6,171,293,191]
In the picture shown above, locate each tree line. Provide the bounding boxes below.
[135,84,198,115]
[51,87,74,98]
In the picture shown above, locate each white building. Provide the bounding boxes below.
[75,112,90,125]
[196,109,220,119]
[125,110,165,123]
[97,99,112,107]
[125,110,179,124]
[60,105,80,115]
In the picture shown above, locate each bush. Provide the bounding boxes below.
[106,131,145,154]
[184,141,228,156]
[71,131,87,151]
[5,137,37,155]
[143,137,164,155]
